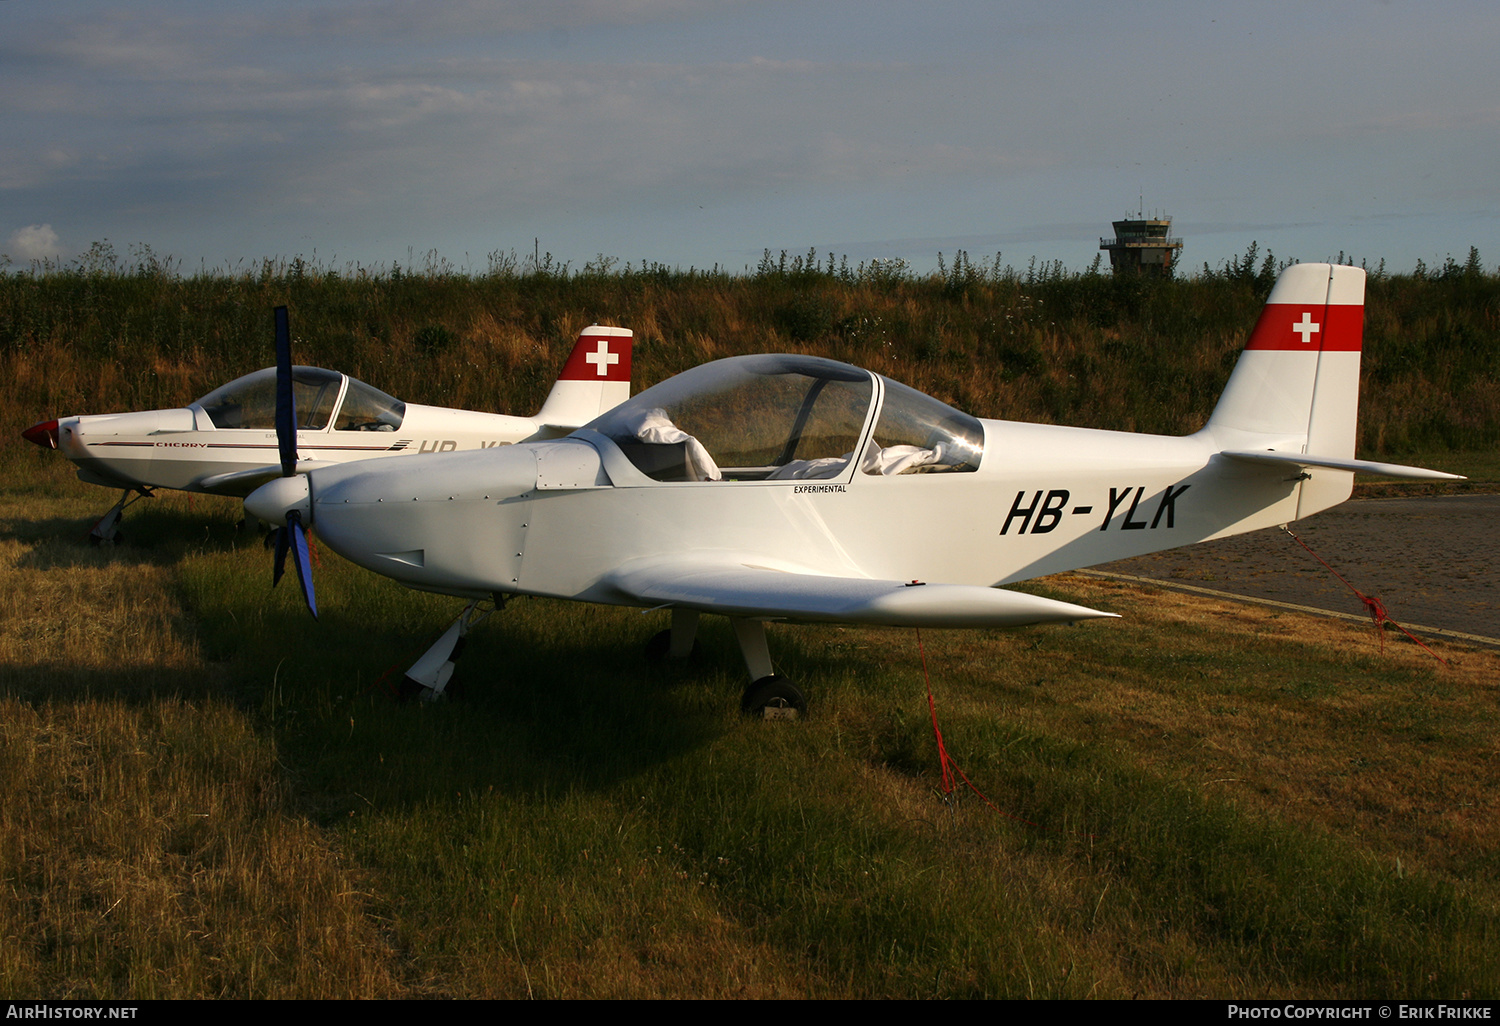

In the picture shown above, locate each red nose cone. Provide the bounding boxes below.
[22,419,59,449]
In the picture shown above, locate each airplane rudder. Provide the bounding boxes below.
[537,326,635,425]
[1303,265,1366,464]
[1207,263,1335,438]
[1321,264,1366,354]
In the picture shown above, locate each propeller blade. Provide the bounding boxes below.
[274,306,297,477]
[264,308,317,620]
[269,514,318,619]
[286,512,318,619]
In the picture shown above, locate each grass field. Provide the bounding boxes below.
[3,254,1496,996]
[4,454,1497,999]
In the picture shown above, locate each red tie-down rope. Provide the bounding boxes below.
[1280,526,1448,667]
[917,628,1047,830]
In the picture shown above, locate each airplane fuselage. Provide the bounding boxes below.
[30,325,634,510]
[56,403,564,497]
[302,420,1329,609]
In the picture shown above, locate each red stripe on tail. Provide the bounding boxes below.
[558,333,632,382]
[1244,304,1363,352]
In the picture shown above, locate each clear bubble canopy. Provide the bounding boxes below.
[586,354,983,482]
[193,367,406,432]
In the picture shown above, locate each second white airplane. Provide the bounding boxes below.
[23,321,634,542]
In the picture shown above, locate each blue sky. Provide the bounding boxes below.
[4,0,1497,275]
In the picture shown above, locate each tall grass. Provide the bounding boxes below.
[3,245,1497,475]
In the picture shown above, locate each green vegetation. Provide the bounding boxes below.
[3,243,1498,472]
[2,247,1497,996]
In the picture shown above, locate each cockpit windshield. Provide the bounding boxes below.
[589,355,874,481]
[333,378,406,432]
[194,367,405,432]
[862,377,984,475]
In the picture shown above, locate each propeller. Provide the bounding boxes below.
[268,306,318,618]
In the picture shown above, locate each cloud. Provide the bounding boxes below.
[1,2,1495,272]
[6,224,63,261]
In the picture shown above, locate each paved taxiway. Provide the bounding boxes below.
[1091,494,1498,647]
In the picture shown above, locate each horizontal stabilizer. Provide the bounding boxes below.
[606,558,1118,628]
[1220,450,1465,481]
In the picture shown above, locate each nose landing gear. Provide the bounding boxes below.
[87,486,154,545]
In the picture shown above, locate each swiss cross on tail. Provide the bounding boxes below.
[559,330,633,382]
[534,325,635,429]
[1209,264,1367,453]
[1244,299,1363,352]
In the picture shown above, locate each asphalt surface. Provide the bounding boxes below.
[1090,494,1498,646]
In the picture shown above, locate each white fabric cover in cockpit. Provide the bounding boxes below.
[765,455,849,480]
[765,440,962,481]
[616,407,722,481]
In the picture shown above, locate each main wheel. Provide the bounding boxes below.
[741,675,806,720]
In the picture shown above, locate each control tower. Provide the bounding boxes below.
[1100,211,1183,277]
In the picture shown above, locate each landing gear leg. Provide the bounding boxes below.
[399,598,498,702]
[88,487,153,546]
[645,607,701,662]
[730,617,805,720]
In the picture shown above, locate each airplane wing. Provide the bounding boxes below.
[604,557,1117,628]
[1219,450,1465,481]
[194,460,341,496]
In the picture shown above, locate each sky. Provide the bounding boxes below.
[3,0,1498,276]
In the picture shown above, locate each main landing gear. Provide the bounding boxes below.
[88,486,154,546]
[394,599,807,719]
[647,609,807,721]
[644,606,703,662]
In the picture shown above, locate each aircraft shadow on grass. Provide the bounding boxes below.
[4,506,256,571]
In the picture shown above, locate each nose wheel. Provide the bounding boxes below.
[399,598,498,701]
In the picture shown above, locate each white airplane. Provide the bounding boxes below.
[22,317,634,543]
[244,263,1461,716]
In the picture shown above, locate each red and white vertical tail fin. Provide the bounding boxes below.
[535,325,634,429]
[1204,262,1366,515]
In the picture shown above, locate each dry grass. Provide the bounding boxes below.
[0,480,402,998]
[2,449,1496,998]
